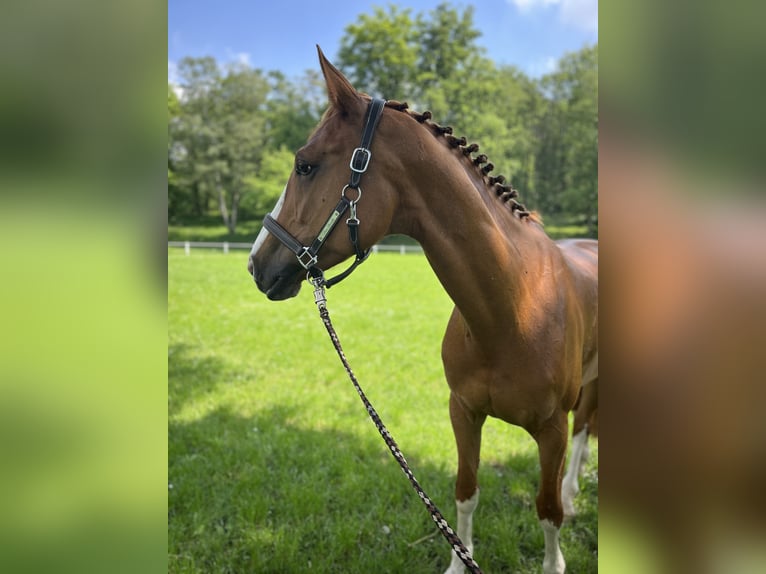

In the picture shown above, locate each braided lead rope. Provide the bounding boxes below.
[311,281,482,573]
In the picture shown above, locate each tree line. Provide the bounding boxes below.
[168,3,597,237]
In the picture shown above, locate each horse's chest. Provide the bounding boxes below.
[444,345,535,416]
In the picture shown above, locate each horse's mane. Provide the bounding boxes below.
[384,100,541,224]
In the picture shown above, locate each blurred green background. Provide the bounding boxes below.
[0,0,167,573]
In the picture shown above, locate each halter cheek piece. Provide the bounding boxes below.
[262,98,387,289]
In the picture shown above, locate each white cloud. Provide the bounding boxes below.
[168,60,184,99]
[511,0,561,12]
[527,56,559,78]
[509,0,598,32]
[225,49,252,67]
[559,0,598,32]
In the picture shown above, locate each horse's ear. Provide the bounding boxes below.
[317,45,362,115]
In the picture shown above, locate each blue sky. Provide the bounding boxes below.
[168,0,597,82]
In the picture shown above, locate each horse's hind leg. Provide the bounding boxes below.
[562,378,598,517]
[534,408,569,574]
[444,393,486,574]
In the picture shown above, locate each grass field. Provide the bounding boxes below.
[168,249,598,573]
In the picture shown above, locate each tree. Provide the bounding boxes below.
[265,70,324,153]
[169,58,269,233]
[474,65,544,209]
[168,83,185,222]
[168,57,221,219]
[337,2,488,113]
[536,45,598,232]
[239,146,294,219]
[415,3,482,90]
[337,5,419,99]
[216,64,270,233]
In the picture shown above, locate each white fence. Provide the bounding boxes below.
[168,241,423,255]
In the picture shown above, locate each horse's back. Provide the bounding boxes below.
[556,238,598,383]
[556,237,597,265]
[556,238,598,289]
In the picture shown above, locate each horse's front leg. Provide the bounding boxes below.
[534,407,569,574]
[444,392,486,574]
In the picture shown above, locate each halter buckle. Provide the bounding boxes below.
[349,147,371,174]
[297,247,318,270]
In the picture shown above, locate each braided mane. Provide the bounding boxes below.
[384,100,539,223]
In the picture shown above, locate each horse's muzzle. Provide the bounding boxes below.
[249,255,303,300]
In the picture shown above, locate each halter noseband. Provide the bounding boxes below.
[262,97,387,289]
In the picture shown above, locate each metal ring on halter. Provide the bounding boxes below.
[307,267,324,285]
[341,184,362,204]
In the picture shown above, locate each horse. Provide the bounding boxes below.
[248,47,598,574]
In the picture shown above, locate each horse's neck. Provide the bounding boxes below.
[392,134,556,346]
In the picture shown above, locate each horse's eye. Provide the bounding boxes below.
[295,161,314,176]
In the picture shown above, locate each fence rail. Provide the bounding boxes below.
[168,241,424,255]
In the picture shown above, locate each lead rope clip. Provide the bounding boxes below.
[347,200,359,226]
[309,272,327,310]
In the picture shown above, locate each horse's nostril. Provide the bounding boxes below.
[248,257,262,285]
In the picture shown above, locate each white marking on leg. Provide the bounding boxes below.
[540,518,566,574]
[444,489,479,574]
[562,426,588,518]
[249,185,287,261]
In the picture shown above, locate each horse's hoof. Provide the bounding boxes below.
[543,548,566,574]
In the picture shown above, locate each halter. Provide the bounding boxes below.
[262,97,387,289]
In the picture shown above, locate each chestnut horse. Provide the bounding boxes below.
[248,48,598,574]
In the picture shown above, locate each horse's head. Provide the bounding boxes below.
[248,47,399,300]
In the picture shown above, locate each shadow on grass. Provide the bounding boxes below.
[168,343,229,417]
[168,404,598,573]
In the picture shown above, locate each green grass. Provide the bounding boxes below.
[168,250,598,573]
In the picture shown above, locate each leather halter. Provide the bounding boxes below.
[262,97,387,288]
